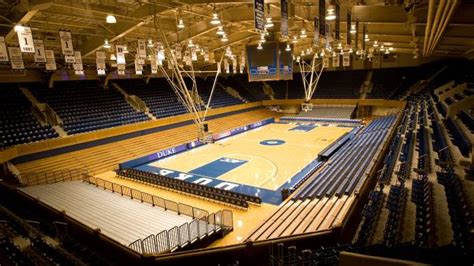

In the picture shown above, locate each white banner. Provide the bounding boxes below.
[137,39,146,59]
[8,47,24,70]
[45,50,57,71]
[150,57,158,74]
[232,58,237,73]
[224,58,229,73]
[343,54,350,66]
[175,44,182,60]
[64,55,75,63]
[59,30,74,55]
[116,45,126,64]
[332,55,340,67]
[240,51,246,67]
[117,64,125,75]
[191,48,197,61]
[96,51,106,74]
[17,26,35,53]
[33,39,46,63]
[73,51,83,71]
[135,60,143,75]
[323,57,329,68]
[0,37,8,62]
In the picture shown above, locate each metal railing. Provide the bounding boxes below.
[84,175,210,220]
[128,209,233,255]
[19,168,90,186]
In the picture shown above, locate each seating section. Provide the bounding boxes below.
[30,81,149,135]
[196,78,245,108]
[117,168,261,208]
[457,111,474,134]
[219,76,258,102]
[444,117,472,157]
[298,104,356,119]
[368,68,419,99]
[0,235,34,265]
[382,183,406,247]
[293,115,397,200]
[0,85,58,149]
[411,176,434,247]
[354,189,384,246]
[115,78,188,118]
[311,70,366,99]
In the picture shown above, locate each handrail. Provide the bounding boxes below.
[83,175,210,220]
[19,168,90,186]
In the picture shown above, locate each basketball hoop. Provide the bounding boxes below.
[301,103,313,112]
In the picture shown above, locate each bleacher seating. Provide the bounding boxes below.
[0,85,58,149]
[354,189,384,246]
[30,81,149,135]
[311,70,366,99]
[293,115,397,200]
[115,78,188,118]
[368,68,419,99]
[196,78,245,108]
[457,111,474,133]
[383,183,406,247]
[0,235,34,265]
[223,75,270,101]
[411,176,434,247]
[297,104,356,119]
[444,117,472,157]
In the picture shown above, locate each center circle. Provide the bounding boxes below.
[260,139,286,146]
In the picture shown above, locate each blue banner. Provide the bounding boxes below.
[254,0,265,31]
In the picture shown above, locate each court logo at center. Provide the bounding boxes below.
[260,139,286,146]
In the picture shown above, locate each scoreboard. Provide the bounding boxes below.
[246,42,293,82]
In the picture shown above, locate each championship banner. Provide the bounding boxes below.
[322,57,329,68]
[254,0,265,31]
[343,53,350,66]
[335,2,340,41]
[325,23,332,42]
[0,37,9,62]
[17,26,35,53]
[45,50,57,71]
[280,0,289,38]
[134,59,143,75]
[191,47,197,61]
[59,30,74,55]
[204,49,209,62]
[184,50,191,66]
[33,39,46,63]
[355,20,359,50]
[117,64,125,75]
[313,17,319,47]
[116,45,126,64]
[347,12,352,45]
[175,44,182,60]
[362,24,366,51]
[332,54,340,67]
[232,57,237,73]
[64,54,75,64]
[224,58,229,73]
[96,51,106,75]
[8,47,24,70]
[319,0,326,37]
[241,51,245,67]
[73,51,83,75]
[137,39,146,59]
[150,57,158,74]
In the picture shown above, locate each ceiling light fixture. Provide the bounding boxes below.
[216,26,225,35]
[300,28,307,38]
[265,17,274,28]
[106,14,117,24]
[326,5,336,21]
[221,34,228,42]
[103,39,111,49]
[147,39,154,48]
[14,25,24,32]
[285,43,291,52]
[350,24,356,34]
[364,34,370,42]
[210,13,221,25]
[373,40,379,47]
[188,39,195,47]
[292,35,298,43]
[177,18,185,29]
[257,42,263,50]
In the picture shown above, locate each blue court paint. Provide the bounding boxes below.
[190,157,247,178]
[289,124,317,132]
[260,139,286,146]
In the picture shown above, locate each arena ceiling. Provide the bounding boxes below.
[0,0,473,67]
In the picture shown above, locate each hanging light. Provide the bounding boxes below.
[147,39,154,48]
[300,50,305,56]
[265,17,274,28]
[216,26,225,35]
[210,13,221,25]
[14,25,25,32]
[285,43,291,52]
[292,35,298,43]
[365,34,370,41]
[177,18,185,29]
[259,34,266,43]
[106,14,117,24]
[221,34,228,42]
[385,49,390,54]
[103,39,111,49]
[320,50,325,57]
[340,49,344,55]
[257,42,263,50]
[300,28,307,38]
[188,39,195,47]
[380,45,385,51]
[349,48,354,53]
[326,5,336,21]
[350,24,356,34]
[389,47,394,51]
[123,46,129,53]
[110,54,116,60]
[373,40,379,47]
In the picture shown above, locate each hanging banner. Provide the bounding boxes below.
[45,50,57,71]
[175,44,182,60]
[254,0,265,32]
[135,60,143,75]
[204,49,209,62]
[347,12,352,46]
[116,45,126,64]
[191,48,197,61]
[17,26,35,53]
[362,24,366,51]
[150,57,158,74]
[332,54,340,67]
[137,39,146,59]
[280,0,289,38]
[232,57,237,73]
[64,54,75,64]
[117,64,125,75]
[322,57,329,68]
[319,0,326,37]
[96,51,106,75]
[343,53,350,66]
[335,2,340,41]
[0,37,9,62]
[325,23,332,42]
[224,58,229,73]
[241,51,245,67]
[59,30,74,55]
[73,51,83,70]
[355,20,359,50]
[33,39,46,63]
[8,47,24,70]
[184,50,191,66]
[313,17,319,47]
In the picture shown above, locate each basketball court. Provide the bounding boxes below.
[135,122,353,205]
